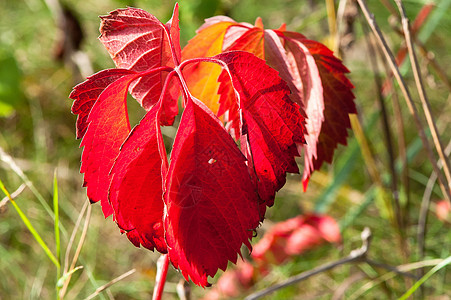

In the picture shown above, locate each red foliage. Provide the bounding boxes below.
[69,4,353,287]
[183,17,356,190]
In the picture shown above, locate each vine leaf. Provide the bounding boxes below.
[69,4,354,287]
[183,17,356,190]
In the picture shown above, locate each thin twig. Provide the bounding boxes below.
[83,269,136,300]
[356,0,451,203]
[365,259,417,279]
[334,0,348,53]
[394,0,451,200]
[385,1,451,93]
[245,228,372,300]
[375,38,411,229]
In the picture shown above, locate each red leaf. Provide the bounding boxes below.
[181,20,234,115]
[70,69,135,139]
[109,103,167,252]
[164,97,260,287]
[77,73,137,217]
[165,3,181,64]
[184,18,355,190]
[215,51,305,206]
[99,7,180,120]
[279,34,326,188]
[227,27,264,59]
[298,38,356,188]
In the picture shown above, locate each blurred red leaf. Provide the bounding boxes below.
[436,200,451,223]
[201,260,255,300]
[252,214,341,264]
[202,213,340,299]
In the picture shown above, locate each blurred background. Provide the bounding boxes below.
[1,0,450,299]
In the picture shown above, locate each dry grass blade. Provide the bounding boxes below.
[59,201,91,299]
[0,146,54,218]
[349,258,448,299]
[356,0,451,203]
[0,183,26,211]
[374,38,411,227]
[62,200,89,276]
[83,269,136,300]
[393,0,451,197]
[360,18,406,247]
[417,140,451,278]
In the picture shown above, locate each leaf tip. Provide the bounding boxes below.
[254,17,264,29]
[277,23,287,32]
[302,177,309,192]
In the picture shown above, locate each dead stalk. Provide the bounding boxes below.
[361,17,405,243]
[83,269,136,300]
[356,0,451,203]
[417,141,451,278]
[60,202,92,299]
[393,0,451,196]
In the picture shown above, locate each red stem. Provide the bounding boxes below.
[152,254,170,300]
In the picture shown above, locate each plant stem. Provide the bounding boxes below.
[325,0,337,39]
[153,254,170,300]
